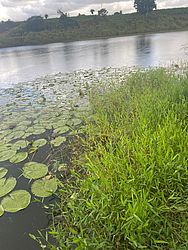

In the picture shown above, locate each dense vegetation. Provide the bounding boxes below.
[44,69,188,249]
[0,7,188,48]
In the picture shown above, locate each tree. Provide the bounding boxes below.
[134,0,157,15]
[25,16,45,32]
[44,14,48,19]
[98,8,108,16]
[90,9,95,15]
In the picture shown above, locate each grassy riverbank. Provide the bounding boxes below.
[0,7,188,48]
[45,69,188,249]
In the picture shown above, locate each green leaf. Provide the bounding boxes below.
[0,143,12,152]
[12,140,29,150]
[0,168,8,179]
[33,128,46,135]
[0,177,17,198]
[0,150,17,162]
[154,240,168,244]
[51,136,66,147]
[54,126,69,134]
[0,205,4,217]
[23,162,48,180]
[6,131,25,140]
[1,190,31,213]
[10,152,28,164]
[31,178,57,197]
[32,139,47,148]
[67,119,82,127]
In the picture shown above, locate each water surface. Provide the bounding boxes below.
[0,30,187,88]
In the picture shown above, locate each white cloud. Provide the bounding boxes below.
[0,0,187,21]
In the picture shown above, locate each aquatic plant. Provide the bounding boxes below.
[1,190,31,213]
[31,178,57,198]
[23,162,48,180]
[47,69,188,249]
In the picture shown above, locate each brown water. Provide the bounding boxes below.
[0,30,187,88]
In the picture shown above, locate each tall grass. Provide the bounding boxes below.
[48,69,188,249]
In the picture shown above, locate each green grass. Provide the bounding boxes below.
[47,69,188,249]
[1,7,188,48]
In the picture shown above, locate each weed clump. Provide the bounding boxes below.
[49,69,188,249]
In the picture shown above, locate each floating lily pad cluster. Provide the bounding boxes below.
[0,167,30,216]
[0,162,58,217]
[0,68,128,217]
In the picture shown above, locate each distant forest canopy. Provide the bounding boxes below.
[0,6,188,48]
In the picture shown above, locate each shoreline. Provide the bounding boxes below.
[0,64,187,249]
[0,28,188,50]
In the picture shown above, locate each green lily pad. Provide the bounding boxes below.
[10,152,28,164]
[19,120,32,126]
[32,139,47,148]
[0,205,4,217]
[0,177,17,198]
[1,190,31,213]
[12,140,29,150]
[51,136,66,147]
[23,162,48,180]
[0,150,17,162]
[26,127,34,133]
[52,121,68,129]
[0,130,11,140]
[0,168,8,179]
[54,126,69,134]
[14,126,27,132]
[31,178,57,198]
[6,131,25,140]
[68,118,82,127]
[0,144,12,153]
[32,128,46,135]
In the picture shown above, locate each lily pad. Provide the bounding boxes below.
[0,150,17,162]
[51,136,66,147]
[1,190,31,213]
[68,118,82,127]
[6,131,25,140]
[12,140,29,150]
[32,128,46,135]
[54,126,69,134]
[10,152,28,164]
[0,144,12,153]
[0,177,17,198]
[0,168,8,179]
[31,178,57,197]
[32,139,47,148]
[23,162,48,180]
[0,205,4,217]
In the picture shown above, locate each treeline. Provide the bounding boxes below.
[0,7,188,48]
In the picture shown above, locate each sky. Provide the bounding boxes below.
[0,0,188,21]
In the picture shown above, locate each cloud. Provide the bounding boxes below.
[0,0,187,21]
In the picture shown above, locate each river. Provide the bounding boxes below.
[0,30,188,88]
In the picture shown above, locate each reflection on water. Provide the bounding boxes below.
[0,30,188,88]
[136,35,153,66]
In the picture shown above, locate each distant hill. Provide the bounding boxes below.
[0,7,188,48]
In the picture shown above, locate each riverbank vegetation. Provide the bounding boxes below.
[45,69,188,249]
[0,7,188,48]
